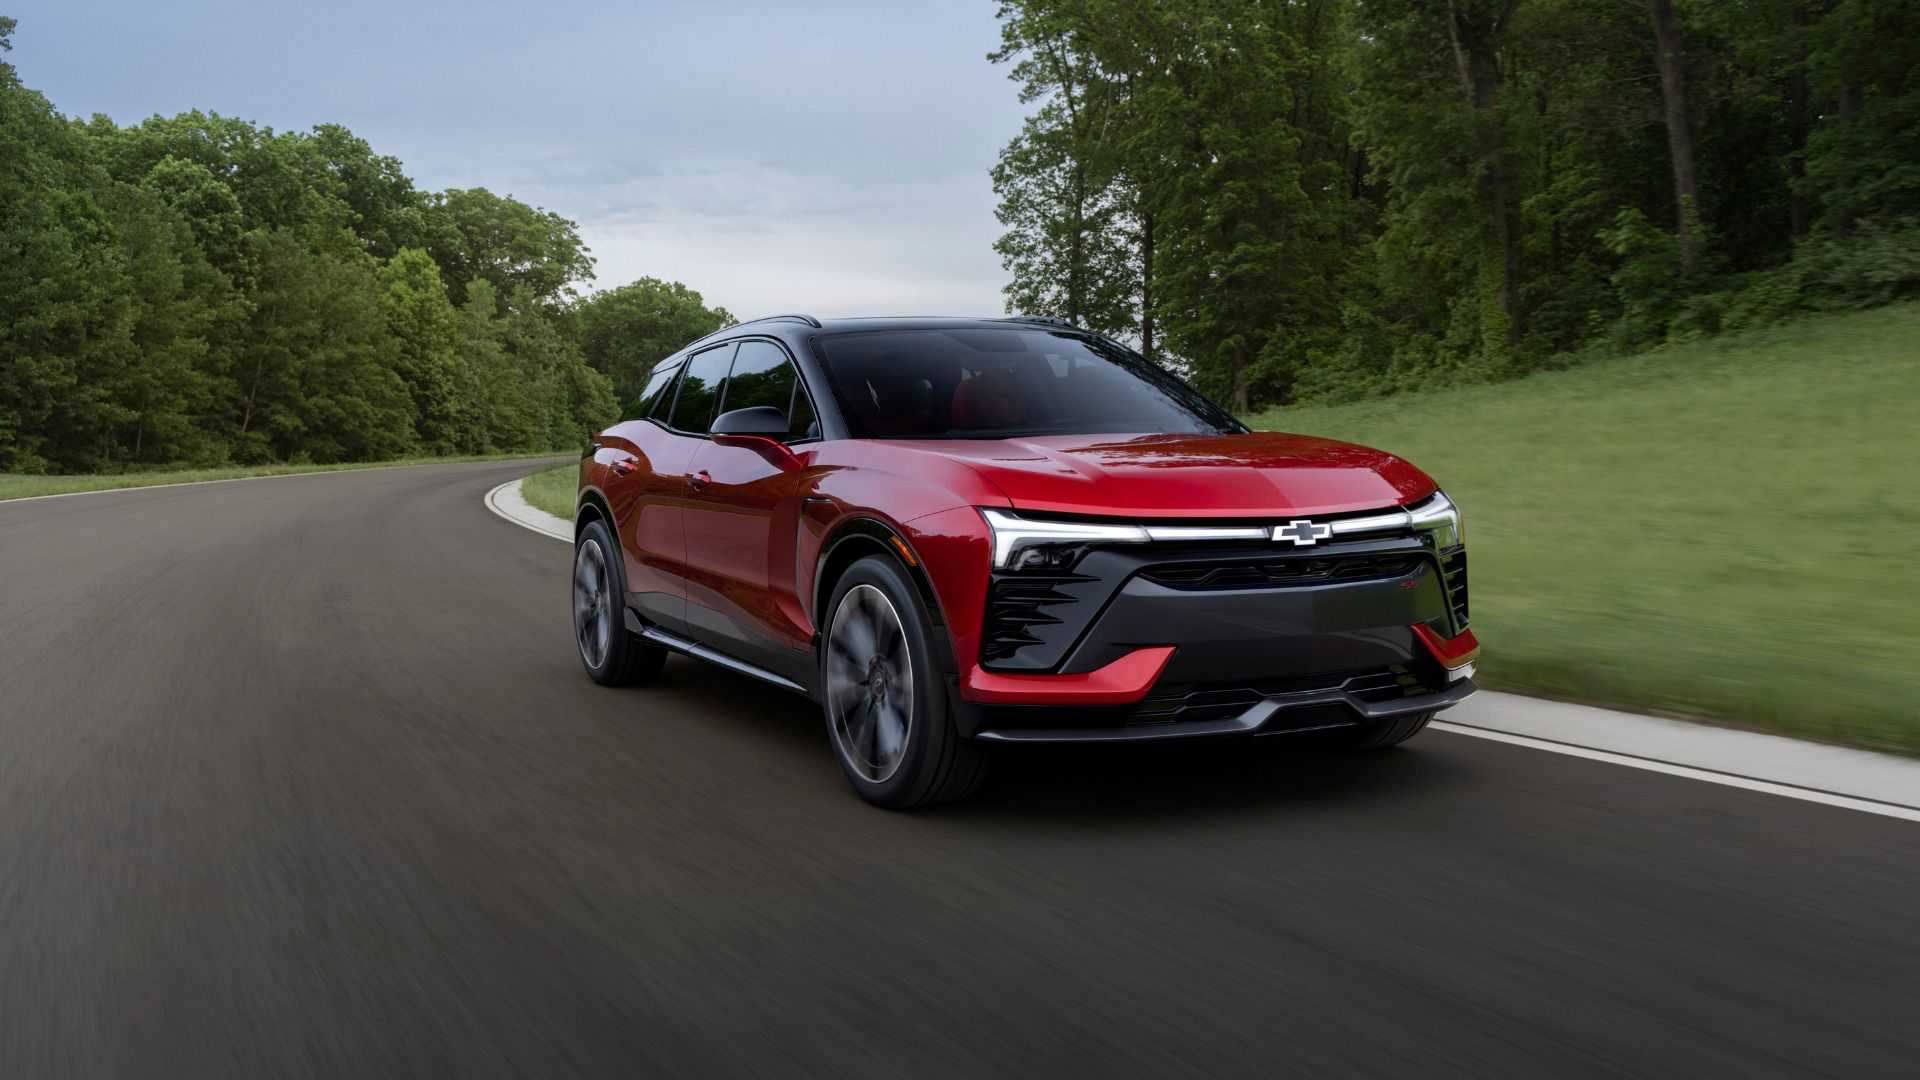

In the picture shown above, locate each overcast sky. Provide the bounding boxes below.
[7,0,1028,319]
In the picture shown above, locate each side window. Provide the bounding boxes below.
[665,344,735,434]
[622,359,683,422]
[717,340,819,442]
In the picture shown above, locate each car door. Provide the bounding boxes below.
[683,338,820,678]
[608,343,733,634]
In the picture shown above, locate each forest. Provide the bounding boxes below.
[989,0,1920,410]
[0,15,732,474]
[3,3,1916,473]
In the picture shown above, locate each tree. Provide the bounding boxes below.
[379,248,464,452]
[0,23,136,471]
[423,188,596,313]
[1646,0,1702,273]
[574,278,734,402]
[990,4,1137,338]
[1803,0,1920,231]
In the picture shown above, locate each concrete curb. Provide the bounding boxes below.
[483,479,571,541]
[484,476,1920,822]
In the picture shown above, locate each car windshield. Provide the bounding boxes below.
[811,328,1245,439]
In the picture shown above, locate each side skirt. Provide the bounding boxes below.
[625,608,813,698]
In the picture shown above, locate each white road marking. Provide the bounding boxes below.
[2,458,567,506]
[1434,721,1920,823]
[484,479,571,541]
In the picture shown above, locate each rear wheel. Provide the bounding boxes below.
[573,519,666,687]
[822,556,986,808]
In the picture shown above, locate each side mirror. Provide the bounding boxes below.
[710,406,790,439]
[709,406,800,469]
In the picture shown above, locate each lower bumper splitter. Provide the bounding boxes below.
[972,677,1476,744]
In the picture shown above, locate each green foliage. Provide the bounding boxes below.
[0,25,690,474]
[1246,302,1920,752]
[423,187,595,313]
[575,278,733,401]
[994,0,1920,409]
[991,0,1372,409]
[379,247,464,452]
[519,462,579,521]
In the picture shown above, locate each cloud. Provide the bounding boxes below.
[8,0,1027,316]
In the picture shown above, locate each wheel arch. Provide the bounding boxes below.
[575,485,614,542]
[813,517,957,675]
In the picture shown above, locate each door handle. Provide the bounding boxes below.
[612,458,636,476]
[687,470,712,490]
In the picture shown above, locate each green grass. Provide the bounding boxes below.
[520,462,579,521]
[1245,302,1920,753]
[0,451,572,503]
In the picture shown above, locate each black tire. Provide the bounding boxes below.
[820,555,987,809]
[573,518,667,687]
[1337,711,1434,750]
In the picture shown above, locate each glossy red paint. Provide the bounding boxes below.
[893,432,1437,519]
[890,504,993,674]
[958,646,1176,705]
[591,417,1451,704]
[1412,624,1481,669]
[711,432,802,470]
[683,437,819,650]
[592,421,702,628]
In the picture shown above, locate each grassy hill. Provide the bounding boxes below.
[1247,302,1920,753]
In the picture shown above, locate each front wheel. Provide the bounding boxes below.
[821,556,986,808]
[573,519,666,687]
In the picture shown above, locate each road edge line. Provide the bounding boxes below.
[3,456,567,506]
[1432,720,1920,823]
[484,479,571,541]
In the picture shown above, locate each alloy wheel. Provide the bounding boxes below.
[573,538,613,670]
[825,583,914,783]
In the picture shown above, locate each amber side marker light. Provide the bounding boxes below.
[889,536,917,566]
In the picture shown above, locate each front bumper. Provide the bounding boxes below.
[950,533,1477,741]
[972,676,1476,743]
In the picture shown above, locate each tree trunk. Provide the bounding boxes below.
[1447,0,1525,347]
[1067,159,1085,324]
[1831,83,1858,237]
[1231,347,1249,415]
[1648,0,1702,274]
[241,353,265,435]
[1786,3,1813,240]
[1139,208,1156,362]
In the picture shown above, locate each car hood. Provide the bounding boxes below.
[887,432,1436,519]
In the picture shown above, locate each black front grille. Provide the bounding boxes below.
[1438,549,1469,627]
[981,572,1093,664]
[1139,552,1421,590]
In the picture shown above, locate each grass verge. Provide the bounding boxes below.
[0,451,572,503]
[520,463,578,521]
[1245,302,1920,754]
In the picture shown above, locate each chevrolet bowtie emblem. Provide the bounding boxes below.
[1273,519,1332,547]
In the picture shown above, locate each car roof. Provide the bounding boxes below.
[679,314,1083,355]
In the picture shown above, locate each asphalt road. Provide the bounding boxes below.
[2,459,1916,1078]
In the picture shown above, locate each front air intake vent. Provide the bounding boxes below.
[981,572,1092,664]
[1438,549,1469,627]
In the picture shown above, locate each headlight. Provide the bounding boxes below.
[980,508,1148,570]
[1409,491,1463,549]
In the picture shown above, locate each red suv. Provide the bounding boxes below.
[572,316,1478,807]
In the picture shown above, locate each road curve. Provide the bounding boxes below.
[2,459,1915,1078]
